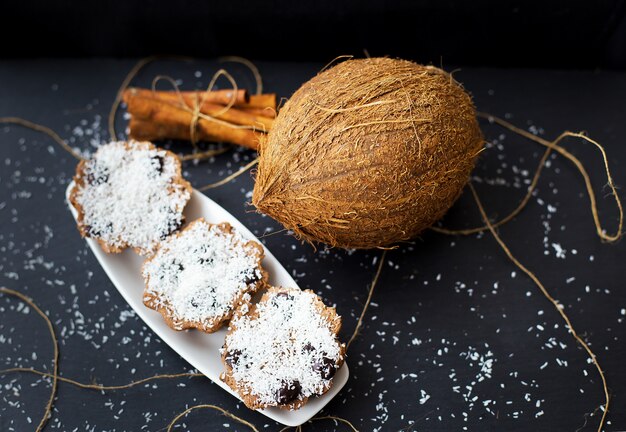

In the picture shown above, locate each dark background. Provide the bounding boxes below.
[2,0,626,69]
[1,2,626,432]
[1,58,626,432]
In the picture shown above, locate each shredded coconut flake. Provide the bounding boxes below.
[74,141,190,254]
[143,219,264,330]
[223,288,343,406]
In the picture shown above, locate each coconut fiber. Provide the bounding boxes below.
[253,58,484,248]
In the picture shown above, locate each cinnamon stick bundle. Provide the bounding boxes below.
[123,87,277,149]
[126,88,276,118]
[124,93,264,150]
[124,88,274,130]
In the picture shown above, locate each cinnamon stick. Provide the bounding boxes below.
[128,118,188,141]
[126,87,276,116]
[237,94,277,110]
[125,95,263,150]
[124,88,274,130]
[239,106,277,118]
[179,88,249,105]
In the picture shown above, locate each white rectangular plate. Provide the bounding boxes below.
[65,182,348,427]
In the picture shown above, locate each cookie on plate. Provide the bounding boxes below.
[70,140,191,255]
[221,286,345,410]
[142,218,268,333]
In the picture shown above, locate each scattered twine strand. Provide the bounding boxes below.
[198,157,259,191]
[0,367,202,391]
[346,251,387,350]
[0,288,59,432]
[166,404,259,432]
[279,415,359,432]
[1,116,227,165]
[0,117,85,161]
[108,55,193,140]
[179,146,230,162]
[467,183,610,432]
[479,113,623,242]
[432,113,623,242]
[431,113,622,432]
[219,56,264,95]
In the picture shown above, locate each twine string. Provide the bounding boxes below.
[279,415,359,432]
[166,404,259,432]
[0,367,203,390]
[346,251,387,350]
[430,143,552,236]
[179,146,230,162]
[219,56,263,95]
[108,56,196,140]
[476,114,623,242]
[109,56,160,140]
[0,287,59,432]
[197,158,259,191]
[150,72,263,135]
[468,183,610,432]
[0,117,85,161]
[433,113,623,242]
[201,68,240,115]
[0,116,226,164]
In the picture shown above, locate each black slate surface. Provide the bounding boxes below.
[1,59,625,431]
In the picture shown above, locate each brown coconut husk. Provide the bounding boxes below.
[252,57,484,249]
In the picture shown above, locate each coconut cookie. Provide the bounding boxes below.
[70,140,191,255]
[142,219,267,333]
[221,287,345,410]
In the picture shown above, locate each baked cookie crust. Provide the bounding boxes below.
[70,140,191,256]
[142,219,268,333]
[221,286,345,410]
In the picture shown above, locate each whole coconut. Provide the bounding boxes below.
[253,58,483,249]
